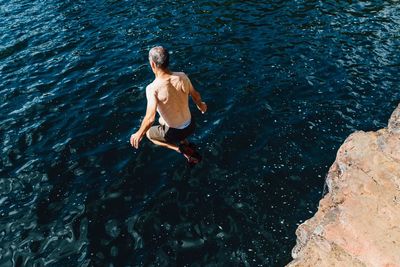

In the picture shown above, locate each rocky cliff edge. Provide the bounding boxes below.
[288,104,400,267]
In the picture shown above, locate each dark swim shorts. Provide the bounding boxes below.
[147,118,195,143]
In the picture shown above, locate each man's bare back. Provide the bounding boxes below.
[147,72,192,129]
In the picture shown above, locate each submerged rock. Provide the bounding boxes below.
[288,104,400,267]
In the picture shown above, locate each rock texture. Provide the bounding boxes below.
[288,104,400,267]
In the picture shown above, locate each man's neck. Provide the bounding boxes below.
[154,68,171,79]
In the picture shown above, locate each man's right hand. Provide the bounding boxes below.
[197,102,207,114]
[130,132,143,149]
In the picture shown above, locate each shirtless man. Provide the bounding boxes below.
[130,46,207,162]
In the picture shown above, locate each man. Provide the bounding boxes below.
[130,46,207,163]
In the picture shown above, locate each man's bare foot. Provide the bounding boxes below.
[179,143,202,164]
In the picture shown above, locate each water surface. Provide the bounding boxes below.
[1,0,400,266]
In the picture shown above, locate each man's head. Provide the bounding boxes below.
[148,46,169,71]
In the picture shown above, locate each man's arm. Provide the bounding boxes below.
[188,80,207,114]
[130,87,157,149]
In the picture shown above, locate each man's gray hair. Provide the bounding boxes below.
[149,46,169,69]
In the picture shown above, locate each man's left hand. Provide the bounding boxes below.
[130,132,142,149]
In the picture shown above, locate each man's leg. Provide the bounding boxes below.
[147,136,180,153]
[146,125,199,163]
[146,130,180,152]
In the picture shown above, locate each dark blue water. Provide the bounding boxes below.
[1,0,399,266]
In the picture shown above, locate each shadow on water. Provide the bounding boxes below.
[1,0,400,266]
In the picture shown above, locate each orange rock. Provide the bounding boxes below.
[288,104,400,267]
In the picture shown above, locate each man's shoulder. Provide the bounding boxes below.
[172,71,189,79]
[171,72,193,86]
[146,80,157,91]
[145,82,158,97]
